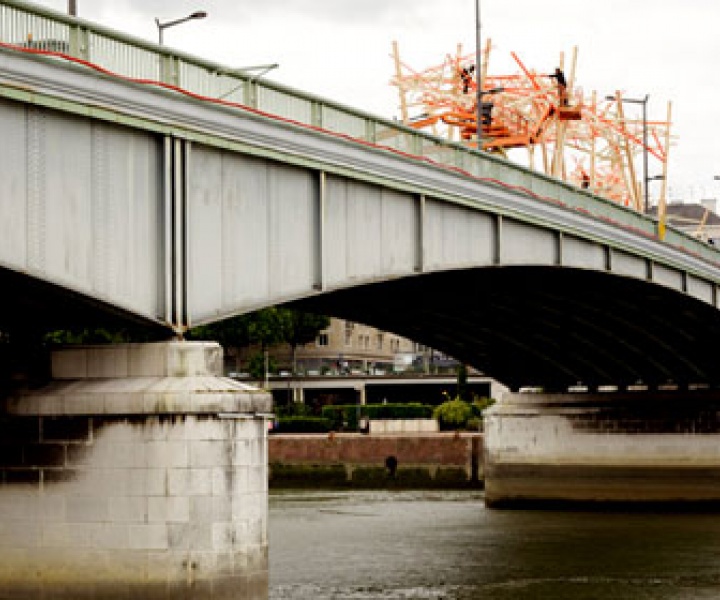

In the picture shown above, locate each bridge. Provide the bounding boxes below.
[2,4,720,392]
[2,2,720,598]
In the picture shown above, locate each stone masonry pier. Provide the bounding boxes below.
[484,390,720,508]
[0,341,272,599]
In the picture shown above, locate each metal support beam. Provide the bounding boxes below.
[493,214,502,265]
[313,170,326,291]
[556,231,564,266]
[164,136,189,334]
[415,194,426,273]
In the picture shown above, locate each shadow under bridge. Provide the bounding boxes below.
[290,265,720,392]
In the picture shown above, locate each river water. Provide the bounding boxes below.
[268,489,720,599]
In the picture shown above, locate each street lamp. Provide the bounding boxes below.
[606,93,649,213]
[155,11,207,45]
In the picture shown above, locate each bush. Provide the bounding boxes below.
[321,403,434,432]
[365,403,434,420]
[276,402,313,418]
[275,416,332,433]
[466,417,482,432]
[471,396,496,415]
[433,397,473,431]
[321,406,357,431]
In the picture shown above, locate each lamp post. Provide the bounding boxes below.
[475,0,483,150]
[155,11,207,45]
[606,93,649,213]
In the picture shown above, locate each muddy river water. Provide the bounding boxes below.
[269,489,720,599]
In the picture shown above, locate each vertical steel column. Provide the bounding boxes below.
[555,231,564,266]
[163,136,189,334]
[492,214,502,265]
[313,170,327,291]
[26,106,46,275]
[415,194,426,273]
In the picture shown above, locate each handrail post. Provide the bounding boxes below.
[160,53,180,86]
[67,23,88,60]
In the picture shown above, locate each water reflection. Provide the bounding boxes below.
[269,490,720,599]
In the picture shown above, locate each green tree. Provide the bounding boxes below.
[188,307,290,349]
[284,311,330,374]
[248,351,278,380]
[42,327,154,345]
[187,307,329,379]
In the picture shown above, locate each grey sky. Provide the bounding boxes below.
[27,0,720,202]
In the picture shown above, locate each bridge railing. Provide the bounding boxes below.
[2,1,718,266]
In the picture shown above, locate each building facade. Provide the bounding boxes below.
[226,318,457,377]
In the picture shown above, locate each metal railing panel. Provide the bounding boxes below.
[178,61,240,101]
[320,104,369,140]
[256,86,313,125]
[374,122,416,154]
[87,31,159,80]
[0,4,69,50]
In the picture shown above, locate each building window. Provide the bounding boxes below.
[376,333,384,350]
[317,333,328,347]
[344,321,354,346]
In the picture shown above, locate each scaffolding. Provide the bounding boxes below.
[391,41,673,212]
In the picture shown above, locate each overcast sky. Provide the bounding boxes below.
[28,0,720,203]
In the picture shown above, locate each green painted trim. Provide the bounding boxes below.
[0,83,174,135]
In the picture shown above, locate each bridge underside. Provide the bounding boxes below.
[0,267,168,338]
[2,264,719,391]
[293,266,720,392]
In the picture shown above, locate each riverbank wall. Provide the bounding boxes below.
[268,433,483,489]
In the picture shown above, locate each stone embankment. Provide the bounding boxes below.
[269,432,483,488]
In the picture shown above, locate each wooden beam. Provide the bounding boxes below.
[392,40,409,125]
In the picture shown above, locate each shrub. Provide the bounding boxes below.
[321,406,357,431]
[466,417,482,431]
[321,403,434,431]
[433,397,473,430]
[471,396,496,415]
[365,403,434,420]
[275,416,332,433]
[276,402,313,418]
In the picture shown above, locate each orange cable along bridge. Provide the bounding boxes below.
[391,40,673,213]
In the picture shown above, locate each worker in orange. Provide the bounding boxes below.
[549,67,568,106]
[580,169,590,189]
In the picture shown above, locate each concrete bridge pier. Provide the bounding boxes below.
[484,390,720,508]
[0,341,271,599]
